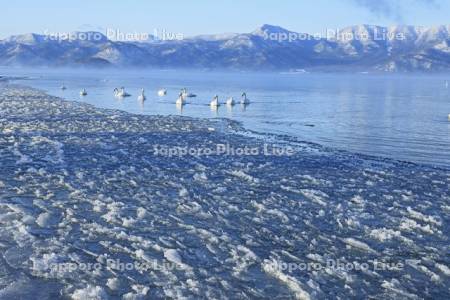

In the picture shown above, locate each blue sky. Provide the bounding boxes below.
[1,0,449,38]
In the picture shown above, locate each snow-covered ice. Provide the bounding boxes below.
[0,83,449,299]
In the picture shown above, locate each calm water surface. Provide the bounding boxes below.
[2,68,450,167]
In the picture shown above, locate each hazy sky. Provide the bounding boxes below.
[1,0,449,38]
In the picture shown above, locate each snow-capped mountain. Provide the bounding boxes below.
[0,25,449,72]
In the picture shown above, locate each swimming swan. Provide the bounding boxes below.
[210,95,220,107]
[138,88,146,101]
[182,88,197,99]
[176,92,185,105]
[80,89,87,96]
[226,97,235,106]
[158,89,167,96]
[240,92,250,105]
[115,87,131,98]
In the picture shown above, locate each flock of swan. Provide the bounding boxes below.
[175,90,250,107]
[71,85,251,108]
[67,81,450,119]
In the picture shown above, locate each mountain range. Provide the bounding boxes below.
[1,24,449,72]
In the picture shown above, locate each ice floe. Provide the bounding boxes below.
[0,84,448,299]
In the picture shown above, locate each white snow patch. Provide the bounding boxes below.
[406,207,441,226]
[369,228,402,242]
[399,218,437,234]
[342,238,377,254]
[262,260,310,300]
[300,189,328,206]
[71,285,108,300]
[106,278,120,291]
[229,170,260,183]
[164,249,183,265]
[436,263,450,276]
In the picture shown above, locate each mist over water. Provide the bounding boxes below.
[3,67,450,167]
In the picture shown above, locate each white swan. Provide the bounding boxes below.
[80,89,87,96]
[210,95,220,107]
[121,87,131,97]
[176,92,185,106]
[115,87,131,98]
[182,88,197,99]
[158,89,167,96]
[138,88,146,101]
[240,92,250,105]
[226,97,235,106]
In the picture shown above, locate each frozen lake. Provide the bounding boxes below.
[0,84,448,299]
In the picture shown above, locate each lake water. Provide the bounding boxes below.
[2,67,450,167]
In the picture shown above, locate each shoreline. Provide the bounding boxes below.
[4,77,450,171]
[0,83,449,299]
[4,71,450,169]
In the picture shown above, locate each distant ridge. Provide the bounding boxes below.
[1,24,449,72]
